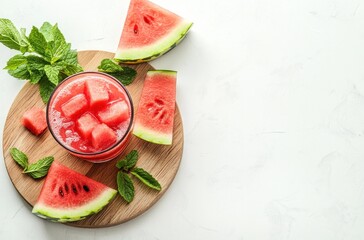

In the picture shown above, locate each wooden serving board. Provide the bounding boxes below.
[2,50,184,228]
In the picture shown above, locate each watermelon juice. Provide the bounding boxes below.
[47,72,134,163]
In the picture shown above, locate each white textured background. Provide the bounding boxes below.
[2,0,364,239]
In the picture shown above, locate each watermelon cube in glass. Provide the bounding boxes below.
[77,112,99,138]
[98,100,129,127]
[91,123,117,150]
[85,79,109,108]
[61,94,88,118]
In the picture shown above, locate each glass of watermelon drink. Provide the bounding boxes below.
[46,72,134,163]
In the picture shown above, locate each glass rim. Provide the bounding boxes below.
[46,71,134,156]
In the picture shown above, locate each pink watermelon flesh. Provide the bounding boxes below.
[115,0,193,63]
[32,162,117,222]
[85,79,109,108]
[133,70,176,145]
[119,0,181,48]
[22,107,47,135]
[61,94,88,118]
[91,123,117,150]
[97,100,129,127]
[76,112,99,138]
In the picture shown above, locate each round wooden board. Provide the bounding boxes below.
[2,50,184,228]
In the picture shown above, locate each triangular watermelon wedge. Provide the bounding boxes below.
[133,70,177,145]
[115,0,193,63]
[32,162,117,222]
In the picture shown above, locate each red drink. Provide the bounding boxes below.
[47,72,134,163]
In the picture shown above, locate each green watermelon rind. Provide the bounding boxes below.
[32,188,117,222]
[114,20,193,64]
[147,69,177,76]
[133,124,173,145]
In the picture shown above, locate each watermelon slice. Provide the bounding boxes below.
[133,70,176,145]
[32,162,117,222]
[115,0,193,63]
[22,107,47,135]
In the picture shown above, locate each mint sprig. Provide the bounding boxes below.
[98,58,136,85]
[0,19,83,103]
[116,150,161,203]
[9,147,54,179]
[24,156,54,179]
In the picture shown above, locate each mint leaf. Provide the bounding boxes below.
[108,67,136,86]
[29,26,47,57]
[55,61,82,76]
[62,63,83,76]
[5,55,46,82]
[124,150,138,170]
[39,22,53,42]
[24,156,54,179]
[27,55,47,83]
[4,54,27,70]
[8,64,30,80]
[116,160,127,169]
[29,70,44,84]
[39,76,56,103]
[117,171,134,203]
[10,148,29,169]
[58,49,83,76]
[98,59,123,73]
[38,22,71,63]
[44,65,60,85]
[0,18,25,51]
[116,150,138,171]
[61,48,79,65]
[97,58,136,85]
[46,25,70,63]
[5,55,45,83]
[131,168,161,191]
[26,55,48,70]
[19,28,32,53]
[19,28,30,44]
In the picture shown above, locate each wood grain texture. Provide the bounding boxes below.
[2,50,184,228]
